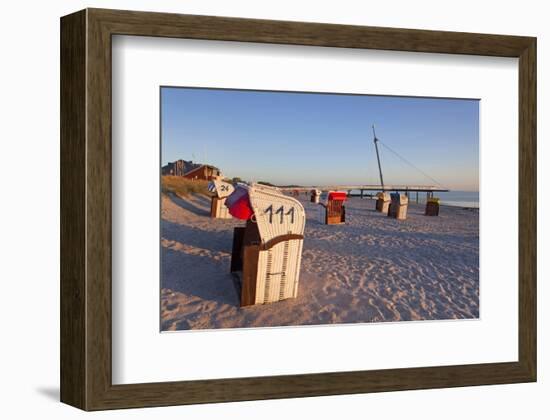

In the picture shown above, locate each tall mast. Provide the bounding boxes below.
[372,124,385,191]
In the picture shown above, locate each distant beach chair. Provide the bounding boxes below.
[375,192,391,213]
[229,184,306,306]
[425,197,440,216]
[208,177,234,219]
[310,189,321,204]
[319,191,347,225]
[388,193,408,220]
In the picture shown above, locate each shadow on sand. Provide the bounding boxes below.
[161,220,235,254]
[167,193,210,217]
[191,193,212,207]
[161,246,239,309]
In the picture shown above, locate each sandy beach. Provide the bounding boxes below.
[161,192,479,331]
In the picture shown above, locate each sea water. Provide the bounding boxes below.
[436,191,479,208]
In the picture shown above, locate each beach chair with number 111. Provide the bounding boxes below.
[228,184,306,306]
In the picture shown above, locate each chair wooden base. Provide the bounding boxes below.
[210,196,232,218]
[425,202,440,216]
[388,203,408,220]
[326,213,345,225]
[376,198,390,213]
[321,202,346,225]
[230,222,304,307]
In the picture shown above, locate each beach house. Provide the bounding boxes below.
[161,159,221,181]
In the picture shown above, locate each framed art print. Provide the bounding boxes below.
[61,8,536,410]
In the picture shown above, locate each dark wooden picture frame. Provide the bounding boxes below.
[60,8,536,411]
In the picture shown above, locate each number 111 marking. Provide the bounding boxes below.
[264,205,295,224]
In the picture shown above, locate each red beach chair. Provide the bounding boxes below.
[320,191,347,225]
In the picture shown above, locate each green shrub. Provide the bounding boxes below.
[161,176,209,197]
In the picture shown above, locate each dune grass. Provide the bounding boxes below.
[161,176,209,197]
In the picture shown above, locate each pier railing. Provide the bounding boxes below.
[279,185,449,202]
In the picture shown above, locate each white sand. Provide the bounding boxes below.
[161,193,479,331]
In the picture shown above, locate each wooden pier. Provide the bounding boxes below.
[281,185,449,203]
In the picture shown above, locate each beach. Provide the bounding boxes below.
[161,192,479,331]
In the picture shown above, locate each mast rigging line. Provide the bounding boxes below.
[377,139,446,189]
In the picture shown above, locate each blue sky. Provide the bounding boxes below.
[161,87,479,191]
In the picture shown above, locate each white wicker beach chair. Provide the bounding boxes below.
[375,192,391,213]
[388,193,409,220]
[310,189,321,204]
[209,178,234,219]
[230,184,306,306]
